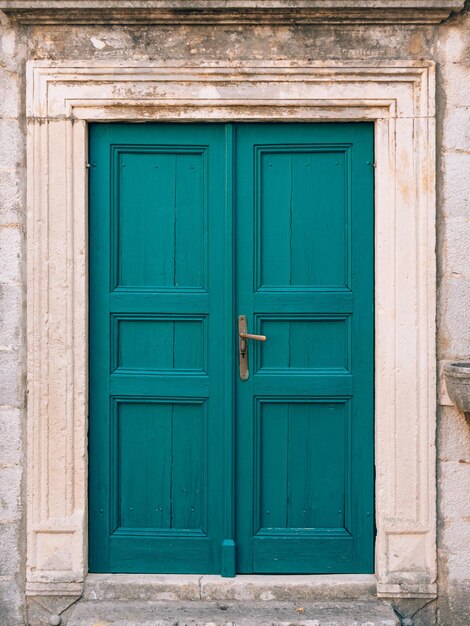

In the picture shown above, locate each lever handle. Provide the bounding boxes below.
[238,315,267,381]
[239,332,267,342]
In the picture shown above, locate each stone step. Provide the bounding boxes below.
[84,574,377,603]
[68,599,399,626]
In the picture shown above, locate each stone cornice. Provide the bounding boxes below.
[0,0,465,25]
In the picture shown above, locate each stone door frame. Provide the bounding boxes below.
[25,60,437,600]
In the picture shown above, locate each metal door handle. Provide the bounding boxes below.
[239,332,267,343]
[238,315,267,380]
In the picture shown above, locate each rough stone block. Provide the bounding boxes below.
[440,62,470,108]
[0,522,22,576]
[437,18,470,64]
[0,283,23,349]
[438,461,470,522]
[442,106,470,153]
[439,215,470,280]
[437,277,470,358]
[438,581,470,626]
[0,578,24,626]
[0,120,24,170]
[439,152,470,219]
[0,350,24,407]
[0,407,23,467]
[0,71,21,119]
[438,406,470,461]
[0,466,22,521]
[0,226,22,286]
[439,519,470,581]
[0,168,24,225]
[0,24,26,74]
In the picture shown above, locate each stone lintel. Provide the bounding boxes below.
[0,0,465,25]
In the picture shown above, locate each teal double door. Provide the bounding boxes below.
[89,123,374,575]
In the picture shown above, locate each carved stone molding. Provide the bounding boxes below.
[26,60,437,599]
[1,0,465,24]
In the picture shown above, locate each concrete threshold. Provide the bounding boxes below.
[84,573,378,602]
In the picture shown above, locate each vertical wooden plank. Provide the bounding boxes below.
[260,403,289,529]
[260,153,292,287]
[259,319,290,370]
[171,403,204,530]
[286,403,310,528]
[289,320,315,369]
[89,123,112,571]
[119,152,176,288]
[290,152,315,287]
[221,123,235,577]
[312,403,346,529]
[174,153,205,288]
[173,320,204,371]
[291,151,346,287]
[348,123,375,572]
[287,403,346,529]
[119,402,172,529]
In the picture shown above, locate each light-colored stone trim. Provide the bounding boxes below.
[25,60,437,600]
[0,0,464,25]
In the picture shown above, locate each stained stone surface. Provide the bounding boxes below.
[67,599,399,626]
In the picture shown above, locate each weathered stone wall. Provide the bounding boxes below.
[0,6,469,626]
[435,12,470,626]
[0,13,26,626]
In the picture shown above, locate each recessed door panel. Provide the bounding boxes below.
[114,316,206,374]
[258,149,347,289]
[115,400,206,532]
[117,150,206,289]
[257,401,347,531]
[257,316,349,372]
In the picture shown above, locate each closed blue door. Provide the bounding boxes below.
[89,122,374,574]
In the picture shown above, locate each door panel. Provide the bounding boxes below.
[235,124,374,573]
[257,401,347,529]
[116,400,205,531]
[258,149,347,287]
[89,122,374,575]
[89,124,229,573]
[118,150,206,289]
[258,316,348,372]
